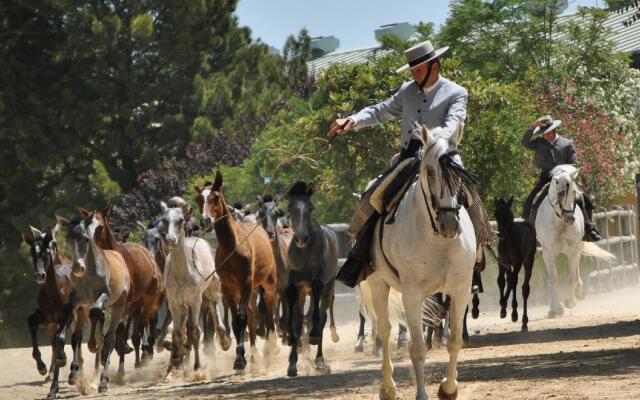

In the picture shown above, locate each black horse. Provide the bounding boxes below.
[494,197,537,331]
[284,182,339,377]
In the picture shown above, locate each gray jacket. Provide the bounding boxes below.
[522,127,578,174]
[350,76,468,150]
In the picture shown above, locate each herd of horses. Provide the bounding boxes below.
[20,125,614,400]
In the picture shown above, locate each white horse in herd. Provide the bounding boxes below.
[535,165,614,318]
[366,125,476,400]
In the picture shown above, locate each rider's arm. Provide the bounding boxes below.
[444,87,468,136]
[349,83,404,129]
[567,141,578,167]
[521,127,537,150]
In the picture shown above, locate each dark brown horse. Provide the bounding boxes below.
[87,204,164,373]
[200,171,278,374]
[21,225,88,385]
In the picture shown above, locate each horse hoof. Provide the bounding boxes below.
[47,390,58,400]
[315,357,326,370]
[462,333,469,343]
[308,335,321,346]
[438,385,458,400]
[511,312,518,323]
[56,356,67,368]
[330,327,339,343]
[37,360,48,375]
[233,359,247,371]
[219,337,231,352]
[287,365,297,377]
[472,308,480,319]
[500,309,507,319]
[565,299,576,309]
[521,324,528,332]
[234,369,245,376]
[98,382,108,393]
[88,342,98,353]
[397,338,408,348]
[379,385,398,400]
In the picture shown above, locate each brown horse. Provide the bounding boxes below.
[86,204,164,373]
[21,225,88,385]
[199,171,278,373]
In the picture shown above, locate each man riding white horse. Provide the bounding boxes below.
[329,40,493,288]
[521,115,602,242]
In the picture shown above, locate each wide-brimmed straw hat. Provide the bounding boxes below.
[396,40,449,73]
[533,115,562,136]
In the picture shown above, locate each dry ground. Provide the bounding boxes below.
[1,286,640,400]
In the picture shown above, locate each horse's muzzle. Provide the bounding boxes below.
[438,213,460,239]
[72,261,86,277]
[294,233,309,248]
[563,213,575,225]
[33,271,46,284]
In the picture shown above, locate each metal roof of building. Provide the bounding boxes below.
[558,7,640,54]
[306,45,392,78]
[308,8,640,77]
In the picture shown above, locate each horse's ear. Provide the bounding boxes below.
[51,222,60,240]
[306,182,314,197]
[160,201,169,213]
[102,202,113,218]
[420,125,431,147]
[194,184,203,194]
[76,207,91,219]
[184,207,193,222]
[213,170,223,190]
[55,215,69,228]
[21,231,33,245]
[29,225,42,238]
[449,123,464,148]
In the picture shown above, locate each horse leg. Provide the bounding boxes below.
[188,298,203,371]
[27,309,48,376]
[521,257,534,331]
[132,317,143,368]
[511,261,522,322]
[462,306,469,343]
[438,289,468,400]
[497,267,507,318]
[212,300,231,351]
[68,309,86,385]
[99,297,125,393]
[154,298,170,352]
[245,289,260,365]
[53,299,76,368]
[286,283,303,377]
[261,285,279,358]
[543,251,563,317]
[397,323,408,348]
[314,284,332,370]
[354,312,366,352]
[230,286,250,373]
[367,275,395,400]
[471,290,481,319]
[402,287,427,400]
[309,279,324,345]
[329,292,339,343]
[565,251,580,309]
[166,300,186,374]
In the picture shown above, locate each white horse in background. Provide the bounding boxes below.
[535,165,615,318]
[367,125,476,400]
[161,202,224,374]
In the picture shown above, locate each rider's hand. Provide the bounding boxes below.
[329,118,354,137]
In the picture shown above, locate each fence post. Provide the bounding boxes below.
[636,173,640,282]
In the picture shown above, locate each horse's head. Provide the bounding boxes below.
[194,181,214,229]
[258,195,285,240]
[494,197,515,227]
[139,221,166,256]
[286,181,315,248]
[161,201,191,249]
[419,125,472,238]
[21,225,56,284]
[549,165,579,225]
[197,171,230,228]
[59,213,93,277]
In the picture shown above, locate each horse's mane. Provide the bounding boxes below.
[288,181,310,197]
[550,164,577,178]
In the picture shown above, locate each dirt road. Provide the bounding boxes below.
[2,287,639,399]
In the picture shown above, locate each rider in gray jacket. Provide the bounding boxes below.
[522,115,602,242]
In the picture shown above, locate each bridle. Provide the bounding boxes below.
[548,180,576,220]
[418,147,464,235]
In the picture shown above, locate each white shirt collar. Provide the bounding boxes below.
[423,75,441,93]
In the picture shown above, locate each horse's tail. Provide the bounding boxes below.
[359,281,406,326]
[581,242,616,261]
[421,296,446,329]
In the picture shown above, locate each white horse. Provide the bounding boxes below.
[366,125,476,400]
[161,202,223,373]
[535,165,614,318]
